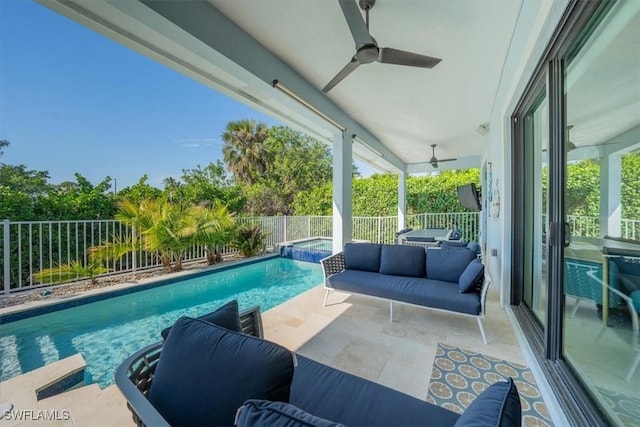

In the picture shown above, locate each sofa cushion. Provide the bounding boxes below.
[466,241,482,255]
[149,317,295,426]
[236,400,344,427]
[441,240,469,248]
[427,248,477,283]
[160,299,241,339]
[459,259,485,293]
[328,270,482,315]
[344,243,382,272]
[454,378,521,427]
[380,244,426,278]
[291,355,460,426]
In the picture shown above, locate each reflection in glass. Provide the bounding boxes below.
[562,1,640,425]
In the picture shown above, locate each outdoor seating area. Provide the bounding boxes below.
[117,299,522,427]
[321,242,489,343]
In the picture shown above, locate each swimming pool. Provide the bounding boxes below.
[280,238,333,263]
[0,257,322,387]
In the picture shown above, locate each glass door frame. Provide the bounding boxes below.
[510,0,614,424]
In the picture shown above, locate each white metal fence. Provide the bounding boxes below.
[3,212,638,295]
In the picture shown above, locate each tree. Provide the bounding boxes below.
[116,175,162,205]
[242,126,333,215]
[222,119,269,185]
[179,161,246,212]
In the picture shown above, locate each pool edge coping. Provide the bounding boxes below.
[0,253,280,324]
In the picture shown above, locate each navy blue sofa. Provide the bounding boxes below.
[117,306,521,427]
[321,243,489,343]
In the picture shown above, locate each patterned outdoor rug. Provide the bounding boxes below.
[426,343,553,427]
[595,386,640,426]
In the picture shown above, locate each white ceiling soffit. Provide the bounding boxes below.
[209,0,523,170]
[38,0,524,174]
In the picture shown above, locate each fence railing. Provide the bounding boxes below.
[3,212,638,295]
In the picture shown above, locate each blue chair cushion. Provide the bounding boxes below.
[380,244,426,278]
[291,355,461,426]
[454,378,521,427]
[160,299,241,339]
[459,259,485,293]
[237,400,344,427]
[631,290,640,312]
[344,243,382,272]
[427,248,477,283]
[441,240,469,249]
[149,317,295,426]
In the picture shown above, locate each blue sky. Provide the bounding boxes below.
[0,1,372,189]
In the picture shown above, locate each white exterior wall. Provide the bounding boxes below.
[482,0,569,306]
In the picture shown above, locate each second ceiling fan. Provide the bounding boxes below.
[428,144,457,168]
[323,0,442,93]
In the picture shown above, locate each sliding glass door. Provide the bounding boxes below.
[522,91,549,327]
[513,1,640,425]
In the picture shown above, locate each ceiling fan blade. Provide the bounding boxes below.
[323,57,360,93]
[339,0,375,48]
[437,158,457,163]
[378,47,441,68]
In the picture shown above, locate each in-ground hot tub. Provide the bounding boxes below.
[279,238,333,263]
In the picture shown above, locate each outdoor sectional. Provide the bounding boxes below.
[116,305,521,427]
[321,242,490,343]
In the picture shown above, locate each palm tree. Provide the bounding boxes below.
[191,203,236,264]
[221,119,269,185]
[116,198,197,272]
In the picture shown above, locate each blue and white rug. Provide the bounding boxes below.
[426,343,552,427]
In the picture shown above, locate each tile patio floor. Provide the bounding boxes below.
[1,283,525,426]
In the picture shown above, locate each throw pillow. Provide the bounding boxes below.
[454,378,521,427]
[161,299,242,340]
[149,317,295,426]
[236,400,345,427]
[459,259,485,293]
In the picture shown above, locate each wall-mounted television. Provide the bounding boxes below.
[457,183,482,211]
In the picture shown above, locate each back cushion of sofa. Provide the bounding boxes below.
[380,244,426,277]
[344,243,382,272]
[427,248,477,283]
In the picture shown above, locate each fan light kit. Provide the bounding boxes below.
[323,0,442,92]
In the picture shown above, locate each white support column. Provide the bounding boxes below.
[397,171,407,231]
[599,154,622,238]
[332,131,353,253]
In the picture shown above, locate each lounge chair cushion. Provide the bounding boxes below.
[380,244,426,278]
[427,248,477,283]
[149,317,295,426]
[441,240,469,249]
[236,399,344,427]
[454,378,521,427]
[459,259,485,293]
[160,299,242,339]
[466,241,482,255]
[344,243,382,272]
[291,355,461,426]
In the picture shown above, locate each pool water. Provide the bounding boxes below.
[0,258,322,387]
[292,238,333,252]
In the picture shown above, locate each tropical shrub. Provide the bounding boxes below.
[232,225,267,257]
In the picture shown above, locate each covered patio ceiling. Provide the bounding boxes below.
[40,0,524,173]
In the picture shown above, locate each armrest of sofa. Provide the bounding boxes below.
[480,262,492,317]
[321,252,346,283]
